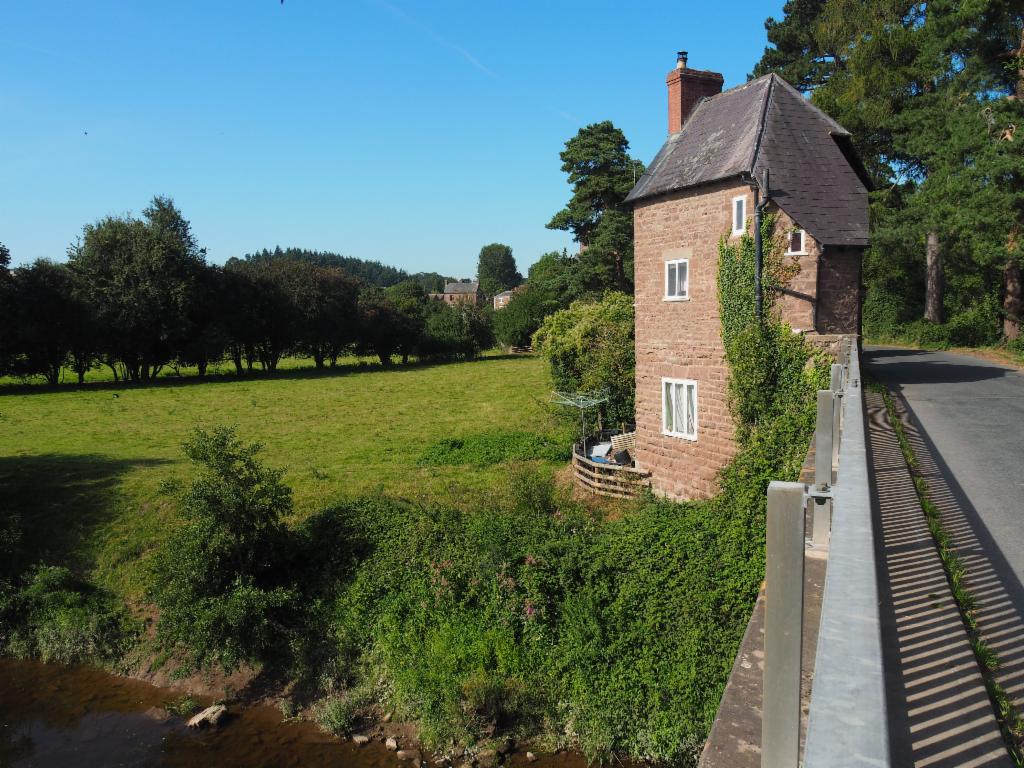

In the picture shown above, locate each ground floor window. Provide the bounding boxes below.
[662,378,698,440]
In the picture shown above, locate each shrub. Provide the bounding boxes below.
[149,426,301,672]
[0,565,136,664]
[899,297,1003,348]
[418,430,570,468]
[532,292,634,427]
[315,686,374,736]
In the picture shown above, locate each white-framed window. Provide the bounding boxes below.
[786,229,807,255]
[662,378,698,440]
[731,195,747,236]
[664,258,689,301]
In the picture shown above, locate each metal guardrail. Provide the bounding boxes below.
[761,338,889,768]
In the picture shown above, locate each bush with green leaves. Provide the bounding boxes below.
[532,292,635,427]
[0,565,136,664]
[149,426,300,672]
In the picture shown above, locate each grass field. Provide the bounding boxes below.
[0,354,565,599]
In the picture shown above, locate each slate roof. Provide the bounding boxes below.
[625,73,869,247]
[444,281,480,294]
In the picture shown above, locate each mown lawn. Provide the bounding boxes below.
[0,354,563,599]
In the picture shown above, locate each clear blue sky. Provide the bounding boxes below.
[1,0,783,277]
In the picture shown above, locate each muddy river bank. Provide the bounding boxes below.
[0,658,587,768]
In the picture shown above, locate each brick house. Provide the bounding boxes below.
[429,281,484,307]
[623,53,869,500]
[493,290,515,310]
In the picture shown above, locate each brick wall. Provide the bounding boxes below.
[816,246,862,335]
[771,209,863,337]
[634,187,862,501]
[633,180,750,500]
[773,207,820,332]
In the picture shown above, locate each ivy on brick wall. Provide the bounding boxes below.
[716,215,826,447]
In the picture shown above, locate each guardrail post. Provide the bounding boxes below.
[811,390,835,549]
[763,481,807,768]
[815,391,834,490]
[830,365,844,470]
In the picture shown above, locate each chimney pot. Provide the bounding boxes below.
[676,51,688,70]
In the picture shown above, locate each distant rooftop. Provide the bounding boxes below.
[444,281,480,294]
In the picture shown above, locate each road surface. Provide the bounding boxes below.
[864,346,1024,611]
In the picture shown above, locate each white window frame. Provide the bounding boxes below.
[664,257,690,301]
[731,195,747,236]
[661,378,698,441]
[785,228,807,255]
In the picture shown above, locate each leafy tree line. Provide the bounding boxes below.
[244,246,455,294]
[754,0,1024,346]
[0,198,493,385]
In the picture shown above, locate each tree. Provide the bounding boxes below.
[752,0,834,92]
[68,197,207,381]
[533,292,635,428]
[222,258,301,372]
[356,287,405,366]
[278,261,360,369]
[10,260,96,385]
[547,121,644,292]
[408,272,454,293]
[244,247,408,287]
[0,243,14,375]
[420,301,494,361]
[476,243,521,296]
[149,427,299,671]
[386,280,430,364]
[755,0,1024,340]
[177,264,229,377]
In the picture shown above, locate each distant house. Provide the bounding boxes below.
[623,52,869,501]
[493,290,514,310]
[429,281,484,307]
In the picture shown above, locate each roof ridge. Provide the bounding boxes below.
[748,74,776,177]
[769,75,851,136]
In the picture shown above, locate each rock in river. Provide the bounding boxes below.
[187,704,227,728]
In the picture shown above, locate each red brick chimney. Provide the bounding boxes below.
[666,51,724,134]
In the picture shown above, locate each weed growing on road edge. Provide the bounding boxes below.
[877,383,1024,764]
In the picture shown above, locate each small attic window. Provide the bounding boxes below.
[731,196,746,236]
[786,229,807,255]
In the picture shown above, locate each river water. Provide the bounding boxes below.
[0,659,587,768]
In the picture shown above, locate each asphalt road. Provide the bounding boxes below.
[864,346,1024,606]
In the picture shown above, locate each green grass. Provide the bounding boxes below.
[0,353,383,388]
[0,354,562,600]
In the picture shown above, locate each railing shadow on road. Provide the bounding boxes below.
[864,349,1017,387]
[892,391,1024,752]
[865,396,1012,767]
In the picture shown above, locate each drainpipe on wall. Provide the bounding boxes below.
[754,168,770,322]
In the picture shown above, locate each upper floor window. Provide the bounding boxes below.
[662,378,698,441]
[786,229,807,255]
[731,196,747,236]
[664,258,689,301]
